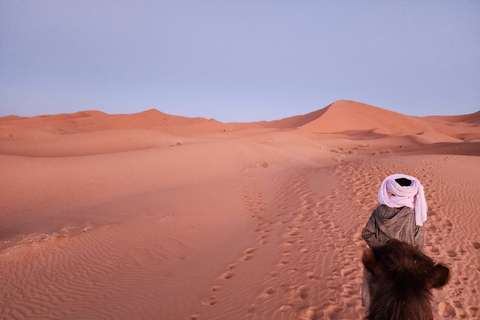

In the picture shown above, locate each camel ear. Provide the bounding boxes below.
[362,248,377,274]
[430,264,450,288]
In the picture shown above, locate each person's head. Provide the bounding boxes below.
[395,178,411,187]
[378,174,428,226]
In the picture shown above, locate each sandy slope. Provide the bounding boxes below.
[0,101,479,319]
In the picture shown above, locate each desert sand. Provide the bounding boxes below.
[0,100,479,319]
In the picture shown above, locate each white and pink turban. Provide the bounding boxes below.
[378,174,428,226]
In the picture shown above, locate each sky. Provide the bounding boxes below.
[1,1,479,123]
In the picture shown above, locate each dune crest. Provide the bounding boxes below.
[259,105,332,129]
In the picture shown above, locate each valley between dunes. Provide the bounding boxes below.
[1,100,479,319]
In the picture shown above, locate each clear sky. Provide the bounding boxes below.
[1,1,479,122]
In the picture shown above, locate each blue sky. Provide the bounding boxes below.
[1,1,479,122]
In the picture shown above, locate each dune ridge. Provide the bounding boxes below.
[0,100,479,319]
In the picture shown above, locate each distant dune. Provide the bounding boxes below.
[1,100,479,319]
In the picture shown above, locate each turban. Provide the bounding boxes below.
[378,174,428,226]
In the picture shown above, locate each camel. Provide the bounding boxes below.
[362,239,450,320]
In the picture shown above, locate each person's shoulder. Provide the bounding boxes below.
[375,204,401,219]
[399,206,415,214]
[370,204,382,216]
[375,204,397,212]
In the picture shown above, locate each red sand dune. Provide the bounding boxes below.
[0,100,479,319]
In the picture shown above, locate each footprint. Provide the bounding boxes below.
[343,296,357,307]
[244,247,257,254]
[468,307,479,317]
[323,305,343,319]
[471,241,480,250]
[220,271,234,280]
[279,259,289,265]
[446,250,457,257]
[455,245,467,255]
[288,229,300,236]
[430,246,440,254]
[438,302,456,317]
[259,286,276,299]
[247,304,258,314]
[297,306,322,320]
[209,296,218,306]
[202,296,217,306]
[296,285,309,300]
[340,268,356,277]
[452,300,467,319]
[279,305,291,312]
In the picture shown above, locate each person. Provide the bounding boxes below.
[361,174,428,307]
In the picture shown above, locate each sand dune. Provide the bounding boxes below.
[260,100,480,144]
[299,100,430,134]
[0,109,224,132]
[425,111,480,125]
[0,100,479,319]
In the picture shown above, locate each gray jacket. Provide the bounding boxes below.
[361,204,424,307]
